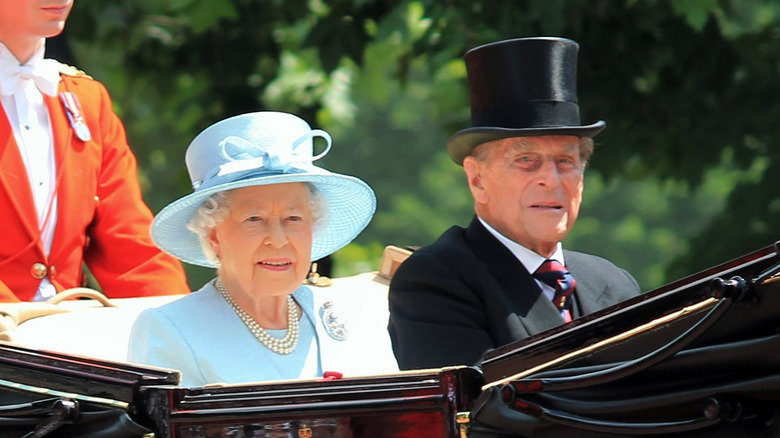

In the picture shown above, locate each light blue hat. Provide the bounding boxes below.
[151,111,376,268]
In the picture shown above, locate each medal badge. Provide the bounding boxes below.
[59,92,92,142]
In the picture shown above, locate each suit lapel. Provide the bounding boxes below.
[565,250,611,316]
[464,217,566,336]
[0,103,40,244]
[45,80,75,254]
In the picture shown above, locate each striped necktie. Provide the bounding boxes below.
[534,259,576,322]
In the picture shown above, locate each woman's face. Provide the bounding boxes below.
[208,183,313,298]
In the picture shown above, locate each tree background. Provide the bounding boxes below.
[54,0,779,292]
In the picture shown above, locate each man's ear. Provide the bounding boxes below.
[463,156,488,204]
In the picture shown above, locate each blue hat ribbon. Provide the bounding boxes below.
[193,130,332,191]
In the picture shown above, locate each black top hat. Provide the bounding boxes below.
[446,37,605,165]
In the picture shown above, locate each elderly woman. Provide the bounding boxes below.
[127,112,398,386]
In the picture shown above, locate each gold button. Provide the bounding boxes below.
[31,262,47,279]
[49,266,57,279]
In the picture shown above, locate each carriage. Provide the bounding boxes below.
[1,243,779,437]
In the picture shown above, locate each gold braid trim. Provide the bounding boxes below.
[54,60,93,79]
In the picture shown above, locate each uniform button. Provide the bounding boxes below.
[49,266,58,279]
[31,262,47,279]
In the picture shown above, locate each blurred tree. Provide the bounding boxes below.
[61,0,779,291]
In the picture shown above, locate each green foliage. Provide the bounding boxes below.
[330,241,386,277]
[567,148,754,289]
[62,0,780,292]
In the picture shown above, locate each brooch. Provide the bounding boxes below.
[319,301,348,341]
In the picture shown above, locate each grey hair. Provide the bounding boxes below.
[186,183,328,265]
[472,136,595,165]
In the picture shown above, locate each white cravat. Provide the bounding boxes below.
[0,48,60,97]
[0,41,60,300]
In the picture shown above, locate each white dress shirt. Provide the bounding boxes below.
[477,216,566,303]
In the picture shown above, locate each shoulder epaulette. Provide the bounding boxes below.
[54,61,93,79]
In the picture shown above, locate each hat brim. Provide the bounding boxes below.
[151,171,376,268]
[446,121,606,165]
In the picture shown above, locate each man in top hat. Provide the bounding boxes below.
[0,0,189,301]
[387,37,641,370]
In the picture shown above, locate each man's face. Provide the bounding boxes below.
[463,135,585,257]
[0,0,73,55]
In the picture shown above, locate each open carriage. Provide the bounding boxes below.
[1,243,779,437]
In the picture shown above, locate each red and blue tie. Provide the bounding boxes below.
[533,259,576,322]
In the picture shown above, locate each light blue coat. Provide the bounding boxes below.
[127,279,398,386]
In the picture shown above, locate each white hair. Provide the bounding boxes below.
[186,183,328,265]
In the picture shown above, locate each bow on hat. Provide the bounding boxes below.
[193,129,332,191]
[0,57,60,96]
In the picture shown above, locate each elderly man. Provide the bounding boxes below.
[388,37,641,370]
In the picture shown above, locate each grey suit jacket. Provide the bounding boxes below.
[388,217,641,370]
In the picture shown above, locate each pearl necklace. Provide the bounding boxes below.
[215,279,299,355]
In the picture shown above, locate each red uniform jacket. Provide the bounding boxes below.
[0,66,190,301]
